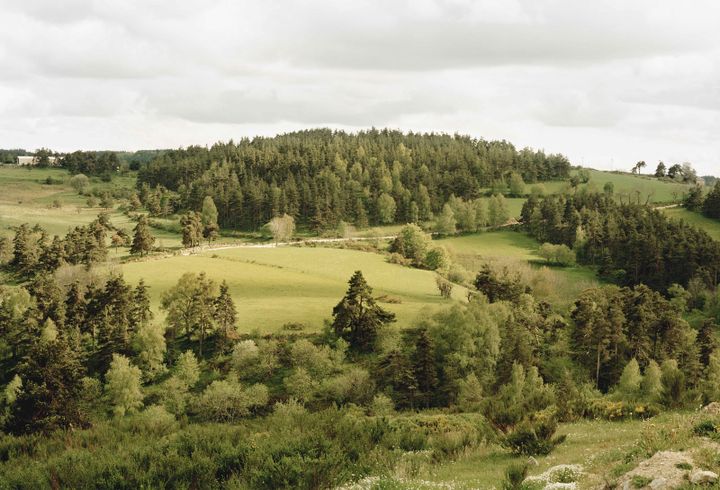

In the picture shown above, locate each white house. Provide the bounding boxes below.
[16,155,60,166]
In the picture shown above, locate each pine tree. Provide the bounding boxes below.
[129,279,153,333]
[697,320,718,367]
[411,328,439,408]
[702,181,720,219]
[377,349,418,409]
[9,336,87,434]
[130,215,155,256]
[214,280,237,351]
[332,271,396,352]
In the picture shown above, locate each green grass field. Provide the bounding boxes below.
[661,206,720,241]
[437,231,600,307]
[118,246,466,334]
[0,166,136,237]
[579,169,693,204]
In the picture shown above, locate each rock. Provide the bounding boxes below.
[616,451,693,489]
[544,484,575,490]
[649,478,668,490]
[690,470,719,484]
[702,402,720,414]
[527,456,539,466]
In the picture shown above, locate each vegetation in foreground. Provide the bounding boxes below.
[0,139,718,489]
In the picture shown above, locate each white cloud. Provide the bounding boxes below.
[0,0,718,175]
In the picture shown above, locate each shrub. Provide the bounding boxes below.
[196,378,269,422]
[589,399,660,420]
[502,415,566,456]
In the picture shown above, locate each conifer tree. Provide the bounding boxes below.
[10,336,87,434]
[332,271,395,352]
[130,215,155,256]
[214,281,237,351]
[411,328,439,408]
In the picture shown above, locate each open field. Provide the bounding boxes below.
[437,231,600,307]
[661,207,720,241]
[118,246,466,334]
[579,168,693,204]
[0,166,136,237]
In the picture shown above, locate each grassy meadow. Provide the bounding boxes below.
[578,169,693,204]
[437,231,600,307]
[661,206,720,241]
[0,166,136,237]
[118,246,467,334]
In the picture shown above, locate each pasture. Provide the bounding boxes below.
[118,246,467,334]
[437,231,600,307]
[661,206,720,241]
[578,168,692,204]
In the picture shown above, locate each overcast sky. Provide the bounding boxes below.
[1,0,718,175]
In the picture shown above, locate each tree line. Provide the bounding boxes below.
[134,128,571,230]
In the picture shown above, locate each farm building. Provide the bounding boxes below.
[16,155,60,166]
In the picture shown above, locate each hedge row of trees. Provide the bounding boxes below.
[135,129,570,230]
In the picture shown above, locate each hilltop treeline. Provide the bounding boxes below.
[136,129,571,229]
[522,192,720,291]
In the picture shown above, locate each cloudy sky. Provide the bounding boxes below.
[1,0,718,175]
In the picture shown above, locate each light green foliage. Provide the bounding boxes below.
[283,367,318,403]
[231,340,259,377]
[369,393,395,415]
[701,352,720,403]
[289,339,335,376]
[660,359,686,408]
[538,243,576,266]
[70,174,89,194]
[488,194,510,227]
[425,246,450,271]
[447,195,477,232]
[196,377,269,422]
[390,223,431,266]
[232,339,278,380]
[129,405,177,436]
[457,373,483,412]
[377,193,397,224]
[105,354,144,417]
[4,375,22,406]
[640,360,662,402]
[435,204,456,235]
[615,358,642,401]
[174,350,200,389]
[40,318,58,344]
[319,367,375,405]
[132,322,167,379]
[266,213,295,243]
[508,172,526,197]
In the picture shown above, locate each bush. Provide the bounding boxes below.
[195,378,269,422]
[502,415,566,456]
[589,399,660,420]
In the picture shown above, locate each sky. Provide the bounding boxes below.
[0,0,719,175]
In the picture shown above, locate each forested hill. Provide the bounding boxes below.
[136,128,571,229]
